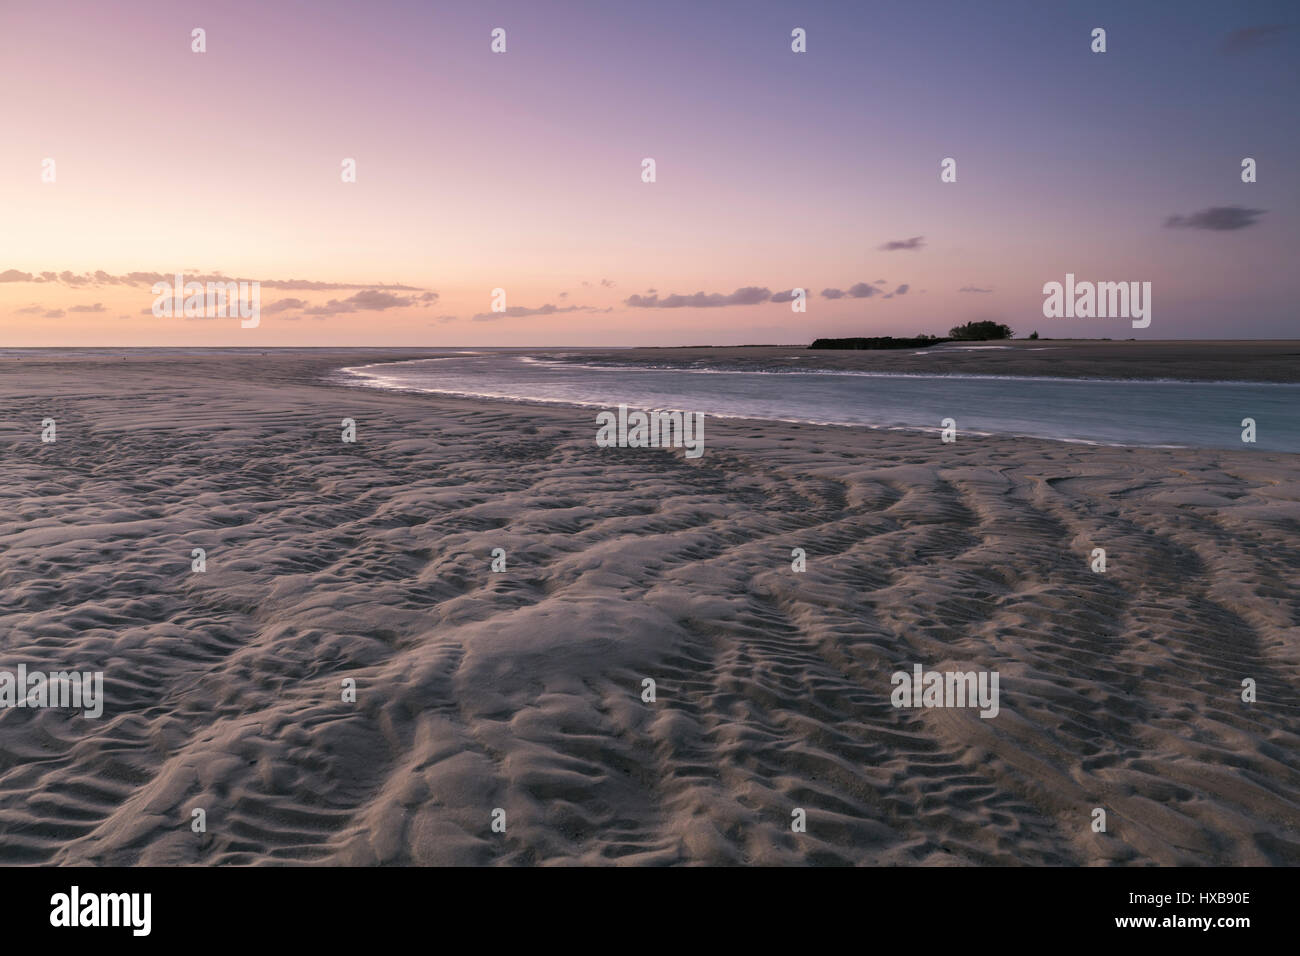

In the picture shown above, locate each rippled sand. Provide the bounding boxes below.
[1,351,1296,865]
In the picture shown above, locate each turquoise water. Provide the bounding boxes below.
[343,353,1300,452]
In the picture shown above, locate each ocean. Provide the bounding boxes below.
[342,352,1300,452]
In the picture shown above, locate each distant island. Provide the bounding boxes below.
[810,321,1016,350]
[810,335,950,350]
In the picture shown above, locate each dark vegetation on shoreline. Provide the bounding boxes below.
[811,321,1017,350]
[809,336,950,350]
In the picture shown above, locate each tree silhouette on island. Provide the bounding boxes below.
[810,321,1015,350]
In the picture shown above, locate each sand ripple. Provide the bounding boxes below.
[0,353,1297,865]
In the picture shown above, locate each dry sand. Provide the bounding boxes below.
[0,350,1297,865]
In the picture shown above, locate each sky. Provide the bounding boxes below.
[1,0,1296,346]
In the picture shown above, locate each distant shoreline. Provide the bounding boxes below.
[542,341,1300,384]
[4,341,1298,383]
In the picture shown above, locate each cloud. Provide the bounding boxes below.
[558,291,568,299]
[600,278,614,287]
[893,284,909,296]
[1222,24,1292,53]
[43,309,65,317]
[769,289,805,303]
[15,304,43,313]
[233,276,427,292]
[264,298,308,314]
[959,285,993,293]
[67,302,107,312]
[1164,206,1265,231]
[303,289,429,317]
[124,272,167,285]
[821,282,884,300]
[0,269,427,292]
[142,290,290,321]
[624,286,771,308]
[431,315,458,324]
[878,236,925,251]
[471,303,610,322]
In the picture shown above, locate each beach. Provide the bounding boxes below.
[1,349,1297,865]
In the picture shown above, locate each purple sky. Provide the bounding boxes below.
[1,0,1296,345]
